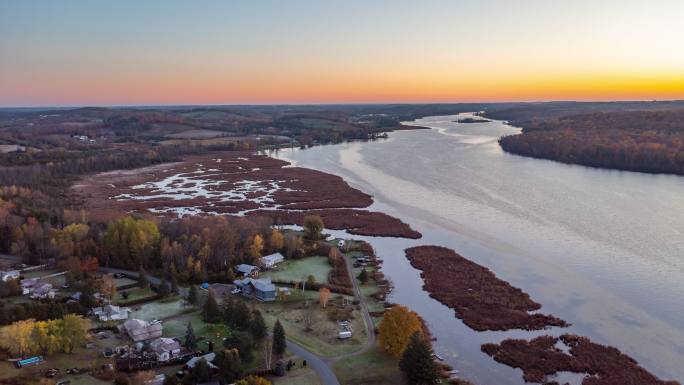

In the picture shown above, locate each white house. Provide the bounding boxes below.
[30,282,56,299]
[260,253,285,269]
[92,305,130,321]
[0,270,20,282]
[120,319,163,342]
[149,337,181,362]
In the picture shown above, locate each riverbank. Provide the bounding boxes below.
[272,114,684,384]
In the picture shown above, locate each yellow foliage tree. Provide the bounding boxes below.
[377,305,423,357]
[269,229,284,251]
[0,319,35,356]
[235,375,272,385]
[97,274,117,300]
[249,234,264,259]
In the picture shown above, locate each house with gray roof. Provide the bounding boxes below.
[260,252,285,269]
[233,277,276,301]
[120,319,163,342]
[235,264,259,277]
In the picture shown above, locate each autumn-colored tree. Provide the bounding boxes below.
[97,274,117,300]
[284,233,303,258]
[58,314,90,354]
[378,305,423,357]
[268,229,284,252]
[249,234,264,259]
[303,215,324,240]
[319,287,331,308]
[103,216,160,268]
[0,319,34,356]
[235,375,272,385]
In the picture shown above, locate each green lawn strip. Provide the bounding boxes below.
[129,297,190,320]
[114,277,137,287]
[261,256,331,284]
[273,365,322,385]
[332,346,406,385]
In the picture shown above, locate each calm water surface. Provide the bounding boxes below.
[270,114,684,384]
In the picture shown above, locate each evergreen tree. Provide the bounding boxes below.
[157,279,171,298]
[358,268,369,284]
[170,275,179,295]
[188,358,212,383]
[399,332,439,385]
[221,296,236,326]
[188,285,200,306]
[250,310,267,340]
[224,330,254,362]
[272,320,286,356]
[231,300,252,330]
[163,375,179,385]
[216,348,242,383]
[202,289,220,323]
[185,322,197,350]
[138,266,149,289]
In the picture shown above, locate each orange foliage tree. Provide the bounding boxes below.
[378,305,423,357]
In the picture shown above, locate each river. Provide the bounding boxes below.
[267,114,684,384]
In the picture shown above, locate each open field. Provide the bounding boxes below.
[332,346,405,385]
[273,366,322,385]
[129,296,189,320]
[261,256,331,284]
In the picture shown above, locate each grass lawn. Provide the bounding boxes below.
[21,268,62,279]
[261,256,331,284]
[333,346,406,385]
[129,296,189,320]
[0,321,116,385]
[273,365,322,385]
[257,296,367,358]
[114,276,137,287]
[114,286,157,305]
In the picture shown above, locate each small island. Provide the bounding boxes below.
[455,117,491,123]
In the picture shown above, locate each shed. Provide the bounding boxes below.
[260,253,285,269]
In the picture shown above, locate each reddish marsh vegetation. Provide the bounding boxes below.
[75,151,421,238]
[481,334,681,385]
[405,246,567,331]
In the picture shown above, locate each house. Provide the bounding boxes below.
[0,270,20,282]
[21,278,39,295]
[185,352,217,370]
[235,264,259,277]
[260,253,285,269]
[30,282,56,299]
[233,277,276,301]
[92,304,130,321]
[120,319,163,342]
[149,338,181,362]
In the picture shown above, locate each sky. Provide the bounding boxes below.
[1,0,683,106]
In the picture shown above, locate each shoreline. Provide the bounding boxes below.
[75,139,680,384]
[269,119,683,385]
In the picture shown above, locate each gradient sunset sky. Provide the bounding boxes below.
[1,0,683,106]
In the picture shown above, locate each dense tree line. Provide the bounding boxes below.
[499,109,684,175]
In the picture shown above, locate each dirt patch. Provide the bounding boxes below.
[481,334,680,385]
[405,245,567,331]
[74,151,420,239]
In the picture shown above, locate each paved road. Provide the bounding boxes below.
[287,339,341,385]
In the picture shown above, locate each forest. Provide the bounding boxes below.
[498,109,684,175]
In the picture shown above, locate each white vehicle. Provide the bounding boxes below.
[338,330,352,339]
[231,287,241,295]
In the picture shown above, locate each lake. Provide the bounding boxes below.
[269,114,684,384]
